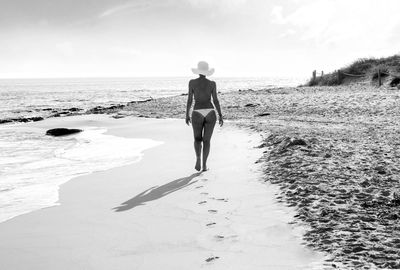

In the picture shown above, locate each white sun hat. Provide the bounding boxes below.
[191,61,215,76]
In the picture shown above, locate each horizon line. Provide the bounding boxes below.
[0,75,307,80]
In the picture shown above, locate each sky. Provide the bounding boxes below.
[0,0,399,78]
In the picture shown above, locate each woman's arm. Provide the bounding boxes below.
[185,81,194,125]
[211,81,224,126]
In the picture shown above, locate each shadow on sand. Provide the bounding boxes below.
[113,172,201,212]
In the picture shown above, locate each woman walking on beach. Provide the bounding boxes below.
[186,61,223,171]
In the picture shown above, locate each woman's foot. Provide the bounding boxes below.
[195,158,201,171]
[202,164,208,171]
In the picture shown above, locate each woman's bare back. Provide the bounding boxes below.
[189,77,215,110]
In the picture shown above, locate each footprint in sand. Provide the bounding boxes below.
[214,235,225,241]
[198,201,207,205]
[208,209,218,214]
[214,235,238,241]
[205,256,220,263]
[200,192,209,195]
[206,222,216,227]
[209,197,229,202]
[200,178,208,182]
[195,185,204,189]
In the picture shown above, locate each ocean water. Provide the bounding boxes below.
[0,76,301,223]
[0,76,303,121]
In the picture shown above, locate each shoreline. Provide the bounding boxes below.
[1,84,399,268]
[0,115,325,269]
[0,115,163,223]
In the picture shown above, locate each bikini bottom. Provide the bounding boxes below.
[193,108,215,117]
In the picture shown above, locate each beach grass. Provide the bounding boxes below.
[306,54,400,86]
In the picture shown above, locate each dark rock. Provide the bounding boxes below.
[141,98,153,102]
[320,209,329,217]
[30,117,44,122]
[46,128,82,137]
[275,137,307,152]
[87,105,111,114]
[0,119,13,124]
[360,180,370,187]
[374,166,386,174]
[360,201,374,208]
[287,138,307,147]
[256,112,271,117]
[87,104,125,114]
[111,104,125,110]
[69,107,81,112]
[205,256,219,262]
[126,98,153,106]
[244,103,259,107]
[58,111,70,115]
[112,114,126,119]
[390,77,400,87]
[1,116,44,124]
[256,142,268,148]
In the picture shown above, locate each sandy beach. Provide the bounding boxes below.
[3,1,400,268]
[0,115,324,270]
[1,84,399,269]
[94,85,400,269]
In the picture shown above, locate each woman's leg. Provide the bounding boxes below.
[191,111,204,171]
[202,111,217,171]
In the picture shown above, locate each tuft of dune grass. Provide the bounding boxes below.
[306,54,400,86]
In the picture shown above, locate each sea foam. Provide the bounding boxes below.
[0,126,163,223]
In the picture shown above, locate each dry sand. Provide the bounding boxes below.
[0,115,324,270]
[116,85,400,269]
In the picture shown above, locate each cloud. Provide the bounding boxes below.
[2,0,399,78]
[99,1,159,18]
[270,5,285,24]
[271,0,400,52]
[186,0,247,8]
[184,0,248,13]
